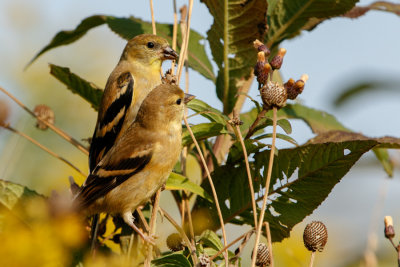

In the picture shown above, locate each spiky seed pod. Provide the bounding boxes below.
[199,253,211,267]
[384,216,395,239]
[0,99,10,126]
[166,233,184,251]
[33,104,55,130]
[270,48,287,70]
[252,243,271,266]
[303,221,328,252]
[261,81,287,108]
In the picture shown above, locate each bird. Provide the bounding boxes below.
[75,83,194,242]
[89,34,178,172]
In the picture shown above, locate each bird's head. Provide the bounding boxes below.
[136,84,194,129]
[121,34,178,67]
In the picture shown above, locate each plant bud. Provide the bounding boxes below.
[270,48,286,70]
[253,39,271,57]
[260,81,287,108]
[303,221,328,252]
[384,216,395,239]
[252,242,271,266]
[33,104,55,130]
[166,233,184,251]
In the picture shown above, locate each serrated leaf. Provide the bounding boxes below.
[266,0,358,49]
[182,122,227,147]
[166,173,213,203]
[201,0,268,113]
[227,139,267,164]
[151,253,191,267]
[0,180,43,210]
[187,99,229,124]
[49,64,103,110]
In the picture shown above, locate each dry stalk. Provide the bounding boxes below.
[309,251,316,267]
[245,108,268,139]
[161,207,199,265]
[1,123,85,176]
[0,86,88,155]
[144,190,161,266]
[251,106,277,267]
[170,0,178,75]
[149,0,156,35]
[264,222,274,267]
[209,229,255,261]
[176,0,193,83]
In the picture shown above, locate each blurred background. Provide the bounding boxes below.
[0,0,399,266]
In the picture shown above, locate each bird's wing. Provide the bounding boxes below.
[79,144,153,208]
[89,72,134,172]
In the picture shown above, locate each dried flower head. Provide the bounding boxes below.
[166,233,184,251]
[270,48,286,70]
[260,81,287,108]
[33,104,55,130]
[303,221,328,252]
[199,253,211,267]
[286,74,308,100]
[0,99,10,126]
[253,39,270,56]
[252,242,271,266]
[384,216,395,239]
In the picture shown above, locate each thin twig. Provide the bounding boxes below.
[245,108,267,139]
[160,207,199,265]
[209,229,255,261]
[145,190,161,266]
[251,107,278,267]
[232,113,257,228]
[176,0,193,82]
[183,115,229,265]
[264,222,274,267]
[1,124,86,176]
[170,0,178,74]
[136,208,150,232]
[309,251,315,267]
[149,0,156,35]
[0,86,89,155]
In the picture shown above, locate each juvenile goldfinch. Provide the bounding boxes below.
[76,84,194,242]
[89,34,178,172]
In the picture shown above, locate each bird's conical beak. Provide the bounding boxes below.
[184,93,195,104]
[162,46,178,60]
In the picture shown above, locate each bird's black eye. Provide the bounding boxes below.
[176,98,182,105]
[147,42,155,48]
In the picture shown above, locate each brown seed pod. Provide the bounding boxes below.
[303,221,328,252]
[0,99,10,126]
[384,216,395,239]
[270,48,286,70]
[253,39,271,57]
[252,242,271,266]
[33,104,55,130]
[166,233,184,251]
[260,81,287,108]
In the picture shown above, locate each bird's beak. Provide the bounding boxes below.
[162,46,178,60]
[184,93,195,104]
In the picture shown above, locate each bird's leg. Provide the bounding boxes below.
[122,212,155,245]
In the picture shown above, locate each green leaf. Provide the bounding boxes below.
[49,64,103,111]
[199,230,223,251]
[266,0,358,49]
[182,122,227,147]
[255,133,298,146]
[187,99,229,124]
[29,15,214,82]
[227,139,267,164]
[151,253,191,267]
[201,0,268,113]
[343,2,400,19]
[166,173,213,203]
[0,179,43,210]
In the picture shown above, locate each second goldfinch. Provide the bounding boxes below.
[75,84,194,242]
[89,34,178,172]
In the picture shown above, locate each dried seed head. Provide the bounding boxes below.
[270,48,286,70]
[256,63,271,85]
[384,216,395,239]
[0,99,10,126]
[33,104,55,130]
[252,243,271,266]
[166,233,184,251]
[199,253,211,267]
[303,221,328,252]
[253,39,270,57]
[261,81,287,108]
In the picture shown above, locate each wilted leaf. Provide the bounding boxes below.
[182,122,227,147]
[49,64,103,110]
[166,173,213,202]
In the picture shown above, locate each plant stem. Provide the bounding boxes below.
[161,207,199,265]
[149,0,156,35]
[1,124,85,176]
[209,229,254,261]
[144,190,161,266]
[170,0,178,74]
[176,0,193,83]
[264,222,274,267]
[183,115,229,265]
[0,86,88,155]
[250,107,277,267]
[233,119,258,228]
[223,0,229,114]
[309,251,315,267]
[245,108,267,139]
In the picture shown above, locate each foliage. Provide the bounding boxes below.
[2,0,400,266]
